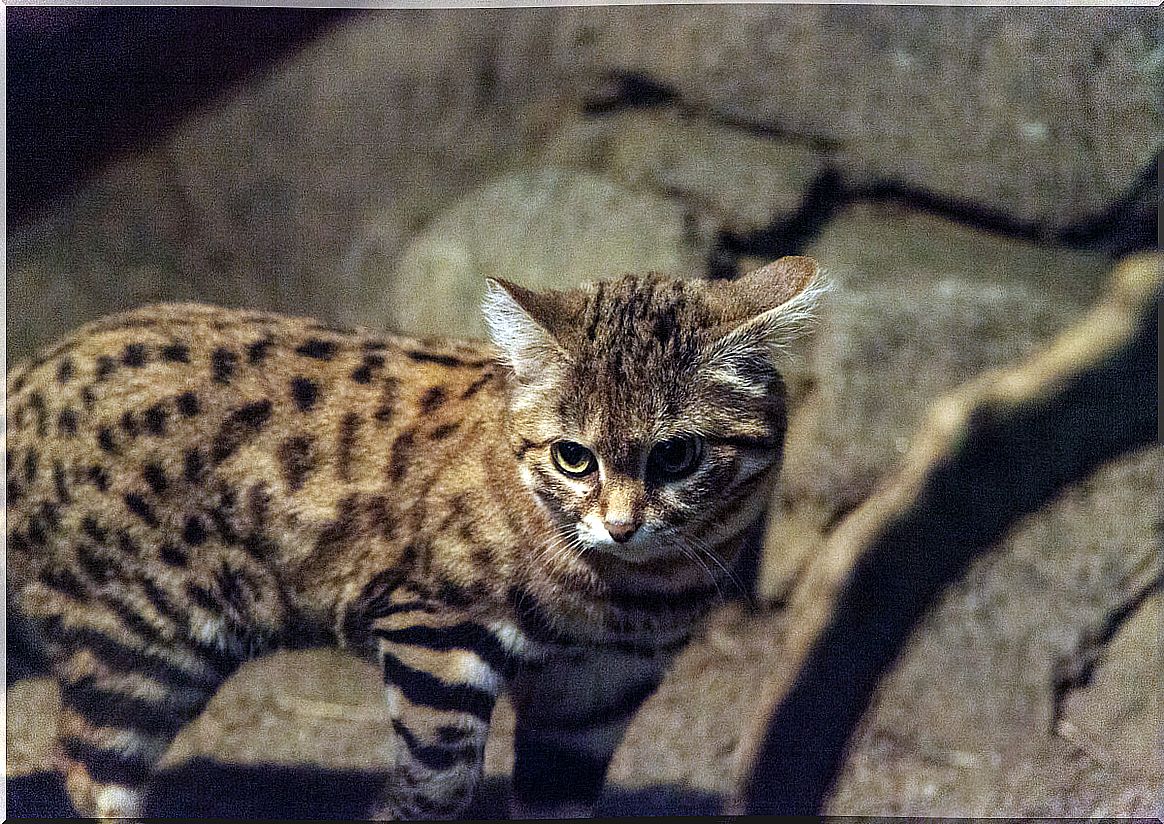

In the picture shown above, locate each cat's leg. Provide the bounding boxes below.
[508,649,668,819]
[41,607,237,819]
[366,600,512,820]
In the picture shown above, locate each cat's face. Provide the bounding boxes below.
[483,257,824,574]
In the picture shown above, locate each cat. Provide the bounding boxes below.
[5,256,824,820]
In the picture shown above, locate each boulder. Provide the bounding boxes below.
[758,204,1111,600]
[548,5,1159,229]
[540,110,824,236]
[373,167,700,339]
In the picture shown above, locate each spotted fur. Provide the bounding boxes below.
[6,257,823,820]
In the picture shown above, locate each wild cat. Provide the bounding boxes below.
[6,256,824,819]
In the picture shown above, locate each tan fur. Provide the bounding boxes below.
[6,257,822,819]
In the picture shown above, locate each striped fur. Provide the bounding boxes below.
[6,257,822,819]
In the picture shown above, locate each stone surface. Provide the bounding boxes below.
[1053,593,1160,816]
[5,11,575,363]
[370,167,700,339]
[540,110,824,236]
[758,204,1112,600]
[827,448,1161,817]
[9,7,1156,364]
[548,5,1160,229]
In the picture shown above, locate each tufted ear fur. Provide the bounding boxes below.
[702,256,829,393]
[481,278,573,383]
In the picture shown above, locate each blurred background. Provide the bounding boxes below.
[6,5,1160,818]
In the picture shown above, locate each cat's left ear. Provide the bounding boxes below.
[703,256,829,378]
[481,278,572,382]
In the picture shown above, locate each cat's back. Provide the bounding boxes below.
[6,302,503,597]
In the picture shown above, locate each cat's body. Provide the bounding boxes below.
[6,257,822,819]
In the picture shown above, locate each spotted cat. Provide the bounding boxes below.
[6,256,824,819]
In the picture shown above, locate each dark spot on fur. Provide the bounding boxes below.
[82,516,108,543]
[295,339,337,360]
[389,430,416,482]
[290,377,320,412]
[88,465,110,492]
[120,411,139,438]
[374,377,399,422]
[460,372,494,399]
[57,358,75,383]
[184,449,205,483]
[212,347,238,384]
[351,353,385,385]
[277,435,316,492]
[159,542,188,567]
[351,365,373,384]
[246,336,274,364]
[143,402,168,436]
[57,408,79,436]
[27,517,47,546]
[29,393,49,437]
[122,344,148,368]
[430,422,460,440]
[183,516,209,546]
[406,350,472,367]
[82,386,97,408]
[176,392,200,417]
[24,450,39,482]
[95,356,118,381]
[40,501,61,528]
[97,427,118,454]
[161,342,190,363]
[53,462,71,502]
[124,493,159,527]
[142,463,168,495]
[211,400,273,464]
[337,413,360,482]
[420,386,446,413]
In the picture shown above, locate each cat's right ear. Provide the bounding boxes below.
[481,278,571,381]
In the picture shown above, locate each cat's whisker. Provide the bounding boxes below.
[682,533,753,607]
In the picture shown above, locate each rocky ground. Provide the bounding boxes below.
[6,8,1160,819]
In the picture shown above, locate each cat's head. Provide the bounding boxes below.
[482,257,826,572]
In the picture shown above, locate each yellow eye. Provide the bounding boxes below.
[551,441,596,477]
[649,435,703,479]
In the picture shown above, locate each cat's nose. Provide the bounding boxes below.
[605,519,640,543]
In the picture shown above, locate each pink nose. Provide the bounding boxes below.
[605,520,639,543]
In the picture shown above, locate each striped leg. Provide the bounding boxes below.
[367,600,513,820]
[41,608,236,820]
[508,650,667,819]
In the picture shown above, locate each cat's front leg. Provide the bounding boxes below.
[363,596,514,820]
[508,648,668,819]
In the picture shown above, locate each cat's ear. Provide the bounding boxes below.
[481,278,572,381]
[702,256,829,386]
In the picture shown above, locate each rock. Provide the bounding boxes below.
[1051,592,1160,816]
[735,251,1159,815]
[757,204,1111,601]
[540,110,824,236]
[373,167,700,339]
[827,449,1161,817]
[549,5,1159,229]
[4,11,577,362]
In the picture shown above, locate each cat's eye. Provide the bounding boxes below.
[551,441,597,478]
[649,435,703,479]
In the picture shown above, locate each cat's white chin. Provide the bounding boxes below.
[574,520,674,563]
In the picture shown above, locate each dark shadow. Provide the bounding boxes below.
[7,7,352,227]
[739,298,1158,813]
[6,761,724,819]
